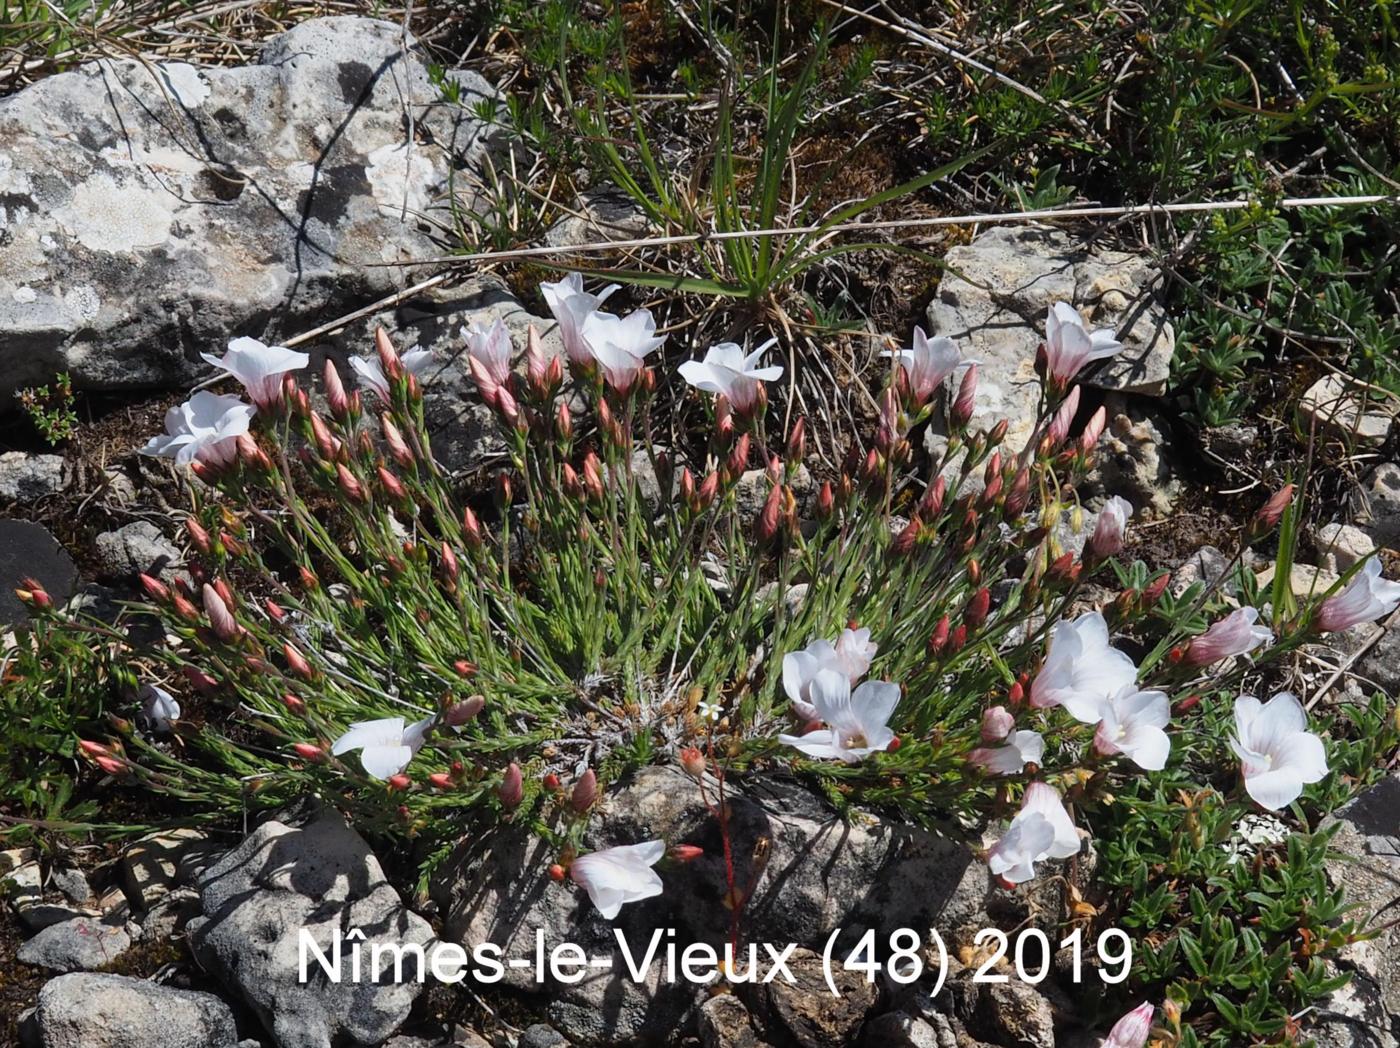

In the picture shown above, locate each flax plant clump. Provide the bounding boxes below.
[19,284,1396,900]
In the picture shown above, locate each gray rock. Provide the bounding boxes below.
[50,868,89,906]
[1352,464,1400,550]
[861,1011,954,1048]
[0,453,65,502]
[969,981,1055,1048]
[121,828,222,909]
[33,973,239,1048]
[1203,423,1258,464]
[546,186,652,249]
[1298,374,1393,451]
[758,946,877,1047]
[1356,625,1400,699]
[434,767,975,1046]
[1171,545,1233,598]
[924,224,1175,470]
[321,276,561,473]
[733,465,813,522]
[17,915,133,971]
[0,520,78,627]
[137,887,201,943]
[1081,394,1179,518]
[518,1024,570,1048]
[1316,523,1377,573]
[0,17,500,400]
[1314,774,1400,1048]
[2,847,43,909]
[698,994,770,1048]
[188,808,436,1048]
[94,521,182,581]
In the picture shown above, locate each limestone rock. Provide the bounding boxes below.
[1298,374,1392,451]
[1357,625,1400,700]
[94,521,182,581]
[320,276,561,473]
[0,17,500,400]
[32,973,239,1048]
[1171,545,1236,598]
[1352,464,1400,550]
[0,453,66,502]
[187,808,435,1048]
[121,828,222,909]
[17,915,133,971]
[433,767,976,1046]
[924,224,1175,473]
[1255,562,1340,600]
[546,186,652,249]
[1313,774,1400,1048]
[1081,394,1179,517]
[1316,523,1377,573]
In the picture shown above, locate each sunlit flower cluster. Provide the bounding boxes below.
[72,278,1395,1039]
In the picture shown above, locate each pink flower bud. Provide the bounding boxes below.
[186,517,211,554]
[526,325,547,388]
[283,642,314,679]
[375,327,403,381]
[981,706,1015,742]
[816,481,835,520]
[1088,496,1132,560]
[951,365,978,427]
[696,472,719,510]
[1047,385,1080,446]
[79,739,111,758]
[1079,405,1107,453]
[556,401,573,442]
[324,358,350,418]
[202,583,241,641]
[499,762,524,809]
[496,384,520,427]
[583,453,605,502]
[892,515,920,556]
[445,695,485,726]
[966,586,991,629]
[786,416,806,466]
[292,742,325,762]
[756,483,783,543]
[428,772,454,790]
[928,614,951,654]
[1253,483,1295,534]
[669,845,703,863]
[336,463,365,503]
[138,573,169,603]
[309,411,339,460]
[876,387,900,451]
[1102,1002,1154,1048]
[571,769,597,812]
[727,434,751,479]
[441,542,460,585]
[381,415,413,468]
[95,755,128,776]
[467,353,500,406]
[388,773,411,791]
